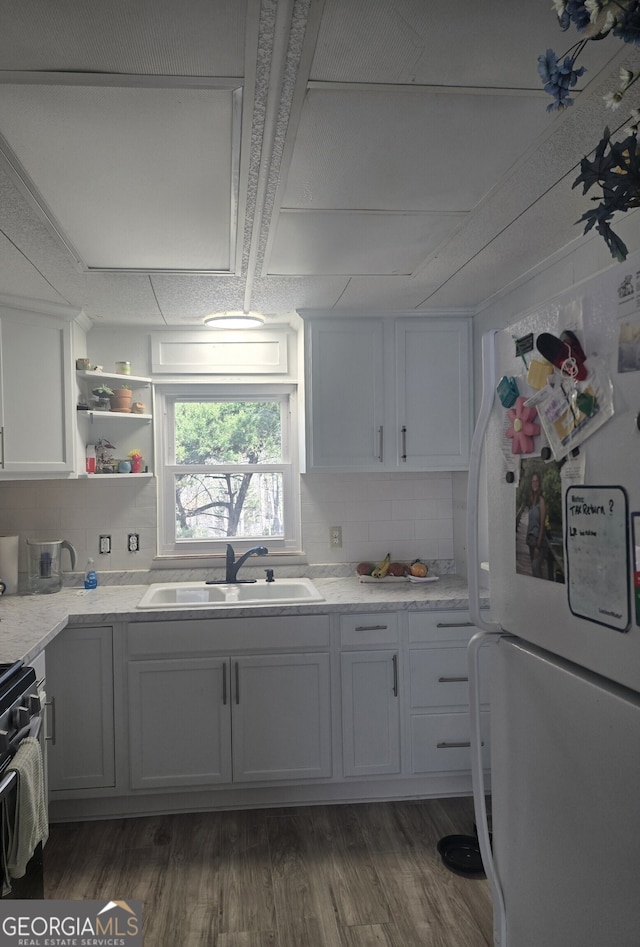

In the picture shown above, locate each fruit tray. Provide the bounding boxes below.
[357,574,410,583]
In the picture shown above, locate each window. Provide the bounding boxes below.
[156,385,300,556]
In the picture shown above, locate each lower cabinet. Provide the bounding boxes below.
[46,625,115,792]
[46,608,489,815]
[408,613,491,775]
[126,618,332,790]
[339,612,401,777]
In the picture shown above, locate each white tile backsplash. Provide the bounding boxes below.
[301,471,454,565]
[0,469,456,584]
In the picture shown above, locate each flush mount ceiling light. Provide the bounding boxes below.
[203,311,265,329]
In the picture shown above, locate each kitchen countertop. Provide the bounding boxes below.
[0,575,487,665]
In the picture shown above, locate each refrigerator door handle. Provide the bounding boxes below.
[468,630,508,947]
[467,329,502,635]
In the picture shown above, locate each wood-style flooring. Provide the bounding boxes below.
[44,797,493,947]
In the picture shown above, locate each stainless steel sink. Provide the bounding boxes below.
[137,578,325,609]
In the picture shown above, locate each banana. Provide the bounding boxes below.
[372,553,391,578]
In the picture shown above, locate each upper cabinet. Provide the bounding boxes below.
[0,304,76,478]
[303,315,472,472]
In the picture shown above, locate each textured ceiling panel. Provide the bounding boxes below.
[280,88,552,212]
[269,210,465,275]
[0,0,247,76]
[0,83,237,270]
[331,274,453,311]
[78,274,163,323]
[311,0,619,88]
[150,274,247,323]
[0,234,66,304]
[249,275,349,312]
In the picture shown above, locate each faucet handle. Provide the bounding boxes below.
[265,569,275,583]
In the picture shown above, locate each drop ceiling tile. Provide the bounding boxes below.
[0,82,238,270]
[0,0,247,76]
[78,273,162,324]
[332,275,449,311]
[311,0,619,88]
[269,210,465,276]
[250,276,350,313]
[0,235,67,304]
[150,274,247,322]
[281,88,552,213]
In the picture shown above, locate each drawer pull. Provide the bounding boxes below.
[436,622,475,629]
[354,624,388,632]
[437,740,484,749]
[438,676,469,684]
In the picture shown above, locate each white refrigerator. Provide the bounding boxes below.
[466,269,640,947]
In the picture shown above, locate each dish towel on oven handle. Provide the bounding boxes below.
[4,735,48,878]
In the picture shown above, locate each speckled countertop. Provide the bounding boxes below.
[0,575,486,665]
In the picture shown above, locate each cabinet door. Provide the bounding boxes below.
[128,657,232,789]
[395,318,471,470]
[306,319,385,471]
[47,626,115,792]
[232,653,331,782]
[341,650,400,777]
[0,310,75,476]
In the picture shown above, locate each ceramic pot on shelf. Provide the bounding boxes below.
[110,387,132,413]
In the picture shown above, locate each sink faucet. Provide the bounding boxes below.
[225,543,269,583]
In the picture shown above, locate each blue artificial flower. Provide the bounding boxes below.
[537,49,586,110]
[612,6,640,46]
[562,1,592,32]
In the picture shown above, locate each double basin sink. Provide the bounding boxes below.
[138,577,325,610]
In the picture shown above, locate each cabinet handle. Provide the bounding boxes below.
[378,426,384,462]
[436,622,475,628]
[437,740,484,749]
[438,676,469,683]
[354,624,388,632]
[0,427,4,468]
[401,425,407,462]
[392,654,398,697]
[222,663,227,705]
[235,662,240,704]
[45,696,56,746]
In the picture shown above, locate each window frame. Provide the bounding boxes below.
[155,383,301,558]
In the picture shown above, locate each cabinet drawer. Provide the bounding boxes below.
[410,711,490,774]
[410,646,490,709]
[340,613,398,647]
[128,615,331,656]
[408,611,476,644]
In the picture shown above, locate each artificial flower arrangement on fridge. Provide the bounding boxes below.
[538,0,640,261]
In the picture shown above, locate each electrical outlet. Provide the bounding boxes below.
[128,533,140,553]
[99,535,111,555]
[329,526,342,548]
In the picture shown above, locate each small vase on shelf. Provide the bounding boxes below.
[129,451,143,473]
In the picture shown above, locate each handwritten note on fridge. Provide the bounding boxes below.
[565,485,630,632]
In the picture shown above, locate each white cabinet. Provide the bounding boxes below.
[231,652,331,782]
[128,656,231,789]
[394,319,471,470]
[339,613,400,777]
[126,617,332,790]
[305,319,385,470]
[0,305,75,477]
[408,612,490,776]
[76,370,153,478]
[46,626,116,793]
[303,315,471,472]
